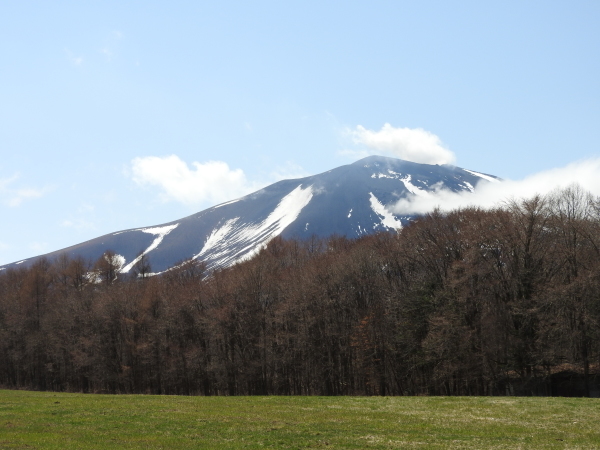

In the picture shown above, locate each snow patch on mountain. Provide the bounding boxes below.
[399,174,430,197]
[121,224,179,273]
[195,184,314,269]
[137,224,179,236]
[462,181,475,192]
[463,169,499,183]
[369,193,403,230]
[214,198,241,209]
[372,172,395,179]
[194,218,239,260]
[369,170,433,200]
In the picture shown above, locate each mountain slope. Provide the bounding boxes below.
[0,156,499,274]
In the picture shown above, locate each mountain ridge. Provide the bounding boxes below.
[0,156,499,274]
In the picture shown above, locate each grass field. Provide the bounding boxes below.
[0,390,599,449]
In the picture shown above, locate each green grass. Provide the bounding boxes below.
[0,390,599,449]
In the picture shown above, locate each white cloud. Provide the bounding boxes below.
[131,155,263,207]
[60,203,96,231]
[0,174,19,190]
[347,123,456,165]
[392,158,600,215]
[100,31,123,62]
[78,202,95,213]
[65,49,83,66]
[100,47,113,61]
[6,188,46,207]
[61,218,96,230]
[0,173,48,207]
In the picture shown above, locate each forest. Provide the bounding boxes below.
[1,185,599,397]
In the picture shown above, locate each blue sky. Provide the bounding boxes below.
[1,0,599,265]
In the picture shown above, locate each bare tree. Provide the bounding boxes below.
[132,251,152,280]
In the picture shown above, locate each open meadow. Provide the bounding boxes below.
[1,390,599,449]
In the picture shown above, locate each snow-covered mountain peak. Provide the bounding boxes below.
[0,156,499,274]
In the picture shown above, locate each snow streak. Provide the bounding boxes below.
[463,169,499,183]
[194,185,314,269]
[121,224,179,273]
[369,193,403,230]
[399,174,430,197]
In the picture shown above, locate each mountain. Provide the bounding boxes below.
[0,156,499,274]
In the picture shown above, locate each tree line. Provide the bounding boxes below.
[1,186,599,396]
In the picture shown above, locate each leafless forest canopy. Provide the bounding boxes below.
[1,186,600,396]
